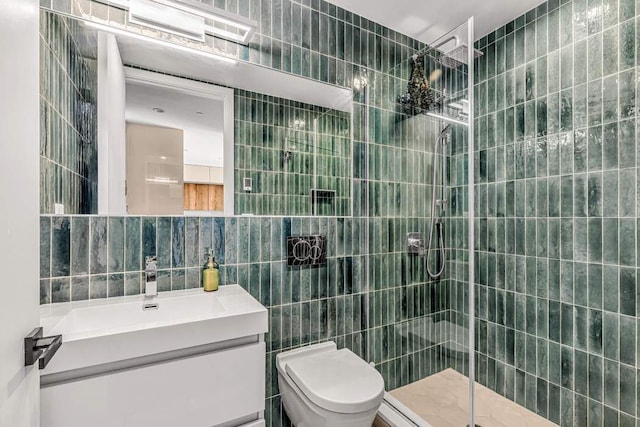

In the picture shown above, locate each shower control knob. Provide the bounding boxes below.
[407,232,425,255]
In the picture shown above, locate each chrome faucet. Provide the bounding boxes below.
[144,256,158,299]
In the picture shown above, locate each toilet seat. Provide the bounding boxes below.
[285,348,385,414]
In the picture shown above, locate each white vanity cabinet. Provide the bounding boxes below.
[40,285,268,427]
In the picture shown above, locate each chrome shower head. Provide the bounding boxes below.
[437,43,483,68]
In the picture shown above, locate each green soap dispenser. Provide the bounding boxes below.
[202,248,219,292]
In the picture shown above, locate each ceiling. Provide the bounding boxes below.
[125,82,225,167]
[324,0,546,44]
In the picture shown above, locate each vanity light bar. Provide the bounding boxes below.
[84,21,239,64]
[129,0,207,42]
[93,0,257,45]
[155,0,255,32]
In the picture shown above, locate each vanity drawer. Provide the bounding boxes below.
[41,341,265,427]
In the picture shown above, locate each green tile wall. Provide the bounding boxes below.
[466,0,640,425]
[234,90,351,216]
[40,10,98,214]
[39,1,454,426]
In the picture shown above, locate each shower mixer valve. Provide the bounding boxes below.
[407,232,425,255]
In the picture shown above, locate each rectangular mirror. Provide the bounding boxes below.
[39,6,352,217]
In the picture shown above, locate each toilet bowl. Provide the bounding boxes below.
[276,341,385,427]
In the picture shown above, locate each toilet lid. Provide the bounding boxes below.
[285,348,385,414]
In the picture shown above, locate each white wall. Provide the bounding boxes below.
[182,128,224,167]
[0,0,41,425]
[98,33,127,215]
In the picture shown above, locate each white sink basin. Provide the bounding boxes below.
[46,291,226,339]
[40,284,268,377]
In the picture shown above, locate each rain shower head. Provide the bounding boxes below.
[437,43,483,68]
[411,33,484,68]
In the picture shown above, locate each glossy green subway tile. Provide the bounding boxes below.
[588,79,603,126]
[107,217,125,272]
[619,267,636,315]
[51,216,70,278]
[619,20,636,70]
[107,273,124,298]
[70,216,89,276]
[68,275,88,301]
[51,277,70,303]
[603,75,619,123]
[90,216,107,274]
[603,27,619,76]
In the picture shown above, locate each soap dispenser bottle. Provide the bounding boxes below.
[202,248,219,292]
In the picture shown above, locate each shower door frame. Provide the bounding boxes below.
[466,16,476,427]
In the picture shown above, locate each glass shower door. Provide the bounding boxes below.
[365,17,477,427]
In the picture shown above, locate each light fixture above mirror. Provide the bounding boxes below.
[84,20,239,64]
[93,0,257,44]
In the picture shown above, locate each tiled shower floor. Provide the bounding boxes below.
[389,369,558,427]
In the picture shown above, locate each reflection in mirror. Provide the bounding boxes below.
[234,93,351,216]
[123,70,233,215]
[40,11,99,215]
[39,8,352,217]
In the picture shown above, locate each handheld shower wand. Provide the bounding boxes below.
[426,124,451,280]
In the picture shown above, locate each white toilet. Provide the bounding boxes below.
[276,341,385,427]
